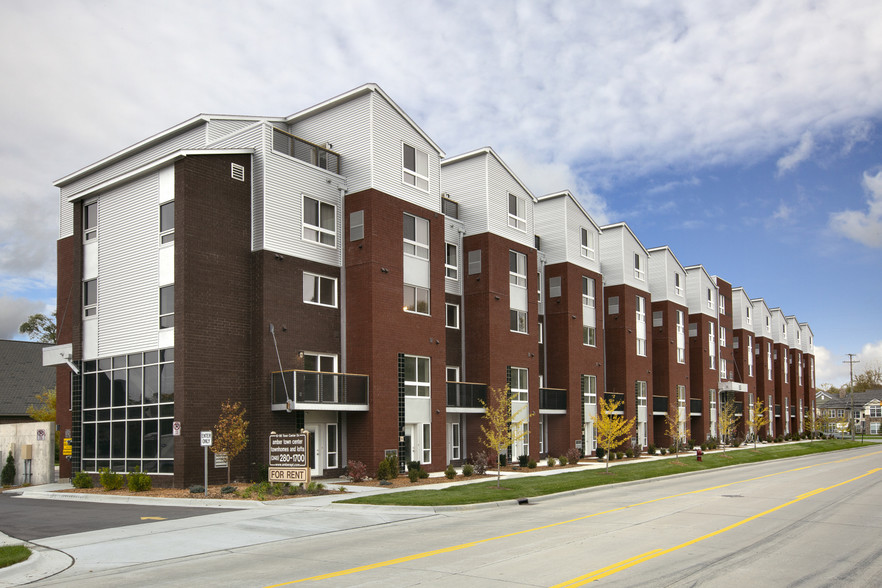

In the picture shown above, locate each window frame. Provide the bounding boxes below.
[422,423,431,463]
[634,253,645,281]
[445,302,460,329]
[445,242,458,280]
[508,193,527,232]
[159,201,174,244]
[403,284,430,315]
[509,250,527,287]
[582,374,597,404]
[403,213,430,259]
[83,279,98,318]
[302,195,336,248]
[404,355,431,397]
[510,367,528,401]
[403,143,430,192]
[583,325,596,347]
[582,276,595,308]
[510,309,528,334]
[303,272,338,308]
[580,227,595,260]
[84,200,98,242]
[159,285,174,329]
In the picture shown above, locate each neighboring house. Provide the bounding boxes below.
[818,390,882,435]
[43,83,818,486]
[0,340,56,425]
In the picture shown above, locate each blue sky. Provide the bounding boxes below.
[1,0,880,387]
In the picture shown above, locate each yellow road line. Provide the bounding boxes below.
[552,467,882,586]
[265,449,881,587]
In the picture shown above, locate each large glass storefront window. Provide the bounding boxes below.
[81,348,174,474]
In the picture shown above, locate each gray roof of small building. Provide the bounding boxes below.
[817,389,882,410]
[0,340,57,417]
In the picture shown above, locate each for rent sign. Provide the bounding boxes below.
[268,433,309,484]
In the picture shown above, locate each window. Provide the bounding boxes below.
[868,405,881,418]
[582,276,595,308]
[677,385,686,408]
[451,421,461,460]
[674,272,682,296]
[676,311,686,364]
[767,343,773,380]
[636,295,646,357]
[510,309,528,334]
[784,351,789,383]
[419,423,431,463]
[302,195,336,247]
[653,311,663,327]
[83,279,97,317]
[719,295,726,315]
[404,355,430,397]
[160,201,174,243]
[445,243,458,279]
[583,326,596,347]
[747,335,754,376]
[446,366,460,382]
[549,276,562,298]
[635,381,647,407]
[468,250,481,275]
[508,193,526,231]
[159,285,174,329]
[349,210,364,241]
[538,321,544,343]
[746,305,752,324]
[582,375,597,404]
[84,200,97,241]
[403,213,429,259]
[710,389,717,410]
[303,273,337,307]
[510,367,528,401]
[708,322,716,369]
[537,272,542,303]
[404,285,430,315]
[580,228,595,259]
[403,143,429,191]
[326,423,338,469]
[446,303,459,329]
[720,358,728,379]
[707,288,714,310]
[634,253,644,280]
[509,250,527,287]
[608,296,619,315]
[720,325,726,348]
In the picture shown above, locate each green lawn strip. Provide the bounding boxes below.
[341,440,866,506]
[0,545,31,569]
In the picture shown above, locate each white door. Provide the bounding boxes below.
[306,425,322,477]
[447,421,461,463]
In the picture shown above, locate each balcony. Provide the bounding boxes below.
[734,401,743,416]
[775,404,782,417]
[605,393,625,412]
[272,128,341,174]
[540,388,567,413]
[653,395,669,414]
[446,382,487,413]
[271,370,368,411]
[690,399,702,415]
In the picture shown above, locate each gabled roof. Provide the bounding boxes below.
[818,390,882,409]
[684,263,716,287]
[537,190,603,233]
[0,340,56,417]
[286,83,445,157]
[647,246,687,273]
[442,146,536,201]
[600,222,649,255]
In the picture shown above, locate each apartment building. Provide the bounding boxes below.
[44,84,816,485]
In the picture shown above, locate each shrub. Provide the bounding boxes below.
[660,447,667,455]
[347,460,367,483]
[595,447,606,460]
[408,468,420,483]
[732,437,743,448]
[617,452,624,460]
[99,467,124,491]
[518,454,529,467]
[189,485,205,494]
[462,463,474,477]
[700,443,707,451]
[647,443,657,455]
[625,448,634,458]
[566,447,581,464]
[471,452,488,475]
[126,469,152,492]
[528,459,537,469]
[558,455,568,466]
[499,454,507,467]
[385,453,400,478]
[546,456,556,467]
[377,459,392,481]
[72,471,93,489]
[1,451,15,486]
[445,464,456,479]
[221,485,236,494]
[418,468,429,479]
[608,452,616,461]
[407,460,421,472]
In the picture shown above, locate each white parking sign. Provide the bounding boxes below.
[200,431,213,447]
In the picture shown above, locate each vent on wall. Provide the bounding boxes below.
[231,163,245,181]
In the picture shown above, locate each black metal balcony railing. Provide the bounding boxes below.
[775,404,782,417]
[446,382,487,409]
[734,401,744,415]
[605,393,625,408]
[540,388,567,411]
[690,398,702,414]
[271,370,368,407]
[653,396,669,413]
[272,128,341,174]
[441,196,459,219]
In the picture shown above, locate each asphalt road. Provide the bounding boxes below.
[14,445,882,587]
[0,494,235,541]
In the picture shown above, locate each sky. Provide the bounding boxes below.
[1,0,880,388]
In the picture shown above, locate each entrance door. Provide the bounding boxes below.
[306,425,322,477]
[447,421,461,463]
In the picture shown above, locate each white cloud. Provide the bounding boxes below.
[829,169,882,248]
[772,202,795,222]
[841,120,873,155]
[776,132,815,175]
[815,341,882,388]
[0,296,47,340]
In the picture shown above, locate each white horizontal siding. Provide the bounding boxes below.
[599,227,624,285]
[685,267,717,318]
[210,123,265,250]
[534,197,565,262]
[94,173,161,359]
[263,148,343,266]
[486,155,533,248]
[289,92,372,195]
[648,248,687,305]
[207,119,261,143]
[786,317,800,348]
[731,289,755,333]
[441,155,488,237]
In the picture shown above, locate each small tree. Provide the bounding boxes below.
[211,400,249,484]
[803,408,828,441]
[480,385,530,488]
[19,312,57,344]
[748,400,771,450]
[27,388,56,422]
[664,399,690,462]
[590,396,635,473]
[717,398,740,455]
[1,451,15,486]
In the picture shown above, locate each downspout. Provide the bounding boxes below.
[457,226,466,379]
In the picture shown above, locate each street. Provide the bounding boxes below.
[6,445,882,587]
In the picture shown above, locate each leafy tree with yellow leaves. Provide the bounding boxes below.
[717,397,740,455]
[591,395,635,473]
[212,399,249,484]
[664,398,690,462]
[480,385,530,488]
[747,399,771,450]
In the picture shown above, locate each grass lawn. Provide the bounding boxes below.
[341,440,867,507]
[0,545,31,569]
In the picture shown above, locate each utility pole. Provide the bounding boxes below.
[843,354,859,441]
